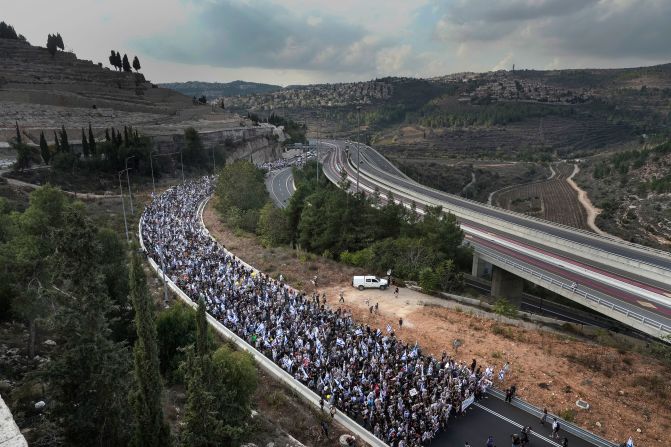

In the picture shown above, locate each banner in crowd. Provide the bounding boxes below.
[461,395,475,412]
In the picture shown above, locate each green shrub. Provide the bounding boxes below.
[493,297,518,318]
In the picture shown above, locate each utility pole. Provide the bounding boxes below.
[149,151,156,194]
[125,156,135,215]
[180,149,185,183]
[212,145,216,173]
[118,170,129,242]
[356,105,361,193]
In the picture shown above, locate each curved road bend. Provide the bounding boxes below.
[266,167,295,208]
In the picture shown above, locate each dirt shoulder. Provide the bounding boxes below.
[203,200,670,447]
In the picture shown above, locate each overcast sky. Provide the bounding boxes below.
[3,0,670,86]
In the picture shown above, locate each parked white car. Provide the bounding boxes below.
[352,275,388,291]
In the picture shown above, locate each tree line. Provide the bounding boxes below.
[0,187,256,446]
[0,21,27,41]
[246,112,307,144]
[215,160,470,292]
[13,124,218,179]
[109,50,141,72]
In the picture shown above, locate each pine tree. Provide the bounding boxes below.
[116,51,122,70]
[15,121,21,143]
[46,205,132,446]
[132,55,141,72]
[55,33,64,50]
[53,131,61,153]
[105,128,111,142]
[122,53,131,72]
[81,129,90,158]
[109,50,117,70]
[39,131,50,164]
[124,126,129,147]
[128,250,172,447]
[88,123,96,156]
[60,125,70,152]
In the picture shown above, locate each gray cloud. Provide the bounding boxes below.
[435,0,671,60]
[134,0,393,73]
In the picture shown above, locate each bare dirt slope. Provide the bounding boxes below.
[203,201,671,447]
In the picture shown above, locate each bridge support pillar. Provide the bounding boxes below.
[471,254,491,278]
[491,266,523,306]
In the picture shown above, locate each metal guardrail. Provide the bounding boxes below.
[138,200,388,447]
[486,388,618,447]
[348,142,671,267]
[472,244,671,335]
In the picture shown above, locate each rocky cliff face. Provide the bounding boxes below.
[152,126,283,163]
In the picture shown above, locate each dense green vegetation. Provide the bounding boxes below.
[289,162,470,284]
[412,102,577,128]
[215,159,270,232]
[0,185,258,445]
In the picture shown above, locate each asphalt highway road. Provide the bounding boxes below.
[266,167,295,208]
[434,395,599,447]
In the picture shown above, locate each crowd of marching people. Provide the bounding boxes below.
[258,151,315,172]
[141,177,495,447]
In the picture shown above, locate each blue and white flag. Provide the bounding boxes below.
[498,369,505,382]
[626,437,634,447]
[386,324,392,333]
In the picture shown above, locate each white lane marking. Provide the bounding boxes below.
[285,170,294,195]
[269,170,284,206]
[473,403,562,447]
[464,225,670,307]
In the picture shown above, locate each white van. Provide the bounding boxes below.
[352,275,388,291]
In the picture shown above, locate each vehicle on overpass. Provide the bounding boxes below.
[352,275,389,290]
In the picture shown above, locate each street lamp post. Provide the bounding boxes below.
[118,169,129,242]
[212,146,216,174]
[356,106,362,193]
[125,156,135,215]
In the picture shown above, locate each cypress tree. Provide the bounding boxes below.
[122,54,131,72]
[195,299,209,356]
[55,33,64,50]
[15,121,21,144]
[40,131,50,164]
[116,52,122,70]
[123,126,129,147]
[81,129,90,158]
[60,125,70,152]
[128,250,172,447]
[105,128,111,142]
[132,55,141,72]
[88,123,96,156]
[53,131,61,153]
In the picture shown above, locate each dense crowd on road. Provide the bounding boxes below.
[258,151,315,171]
[141,177,494,447]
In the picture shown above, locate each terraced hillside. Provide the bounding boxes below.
[492,162,590,230]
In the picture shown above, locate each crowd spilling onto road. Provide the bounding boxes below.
[258,151,315,171]
[141,177,495,447]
